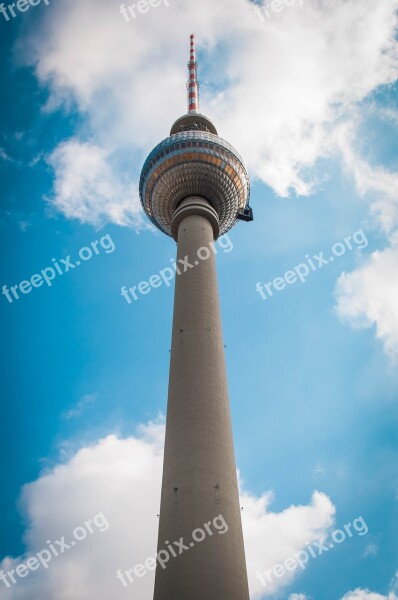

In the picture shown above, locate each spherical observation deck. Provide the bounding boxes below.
[139,125,250,239]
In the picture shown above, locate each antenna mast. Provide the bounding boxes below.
[187,34,199,113]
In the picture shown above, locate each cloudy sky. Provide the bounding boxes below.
[0,0,398,598]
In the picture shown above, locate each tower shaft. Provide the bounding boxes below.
[153,198,250,600]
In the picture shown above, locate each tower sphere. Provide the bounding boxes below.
[139,36,251,240]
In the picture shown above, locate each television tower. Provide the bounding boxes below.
[139,34,253,600]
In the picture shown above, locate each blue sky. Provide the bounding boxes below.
[0,1,398,599]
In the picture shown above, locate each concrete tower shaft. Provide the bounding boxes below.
[139,35,252,600]
[153,197,250,600]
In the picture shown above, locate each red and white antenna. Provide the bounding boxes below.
[187,34,199,113]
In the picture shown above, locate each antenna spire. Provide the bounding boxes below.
[187,34,199,113]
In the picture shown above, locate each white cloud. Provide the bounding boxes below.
[214,1,398,197]
[333,117,398,236]
[243,487,335,598]
[0,420,164,600]
[61,393,97,420]
[335,245,398,359]
[391,573,398,594]
[17,0,398,220]
[314,461,326,476]
[0,420,335,600]
[363,542,379,558]
[18,220,32,232]
[0,148,11,161]
[341,590,398,600]
[332,109,398,358]
[46,139,144,229]
[289,594,308,600]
